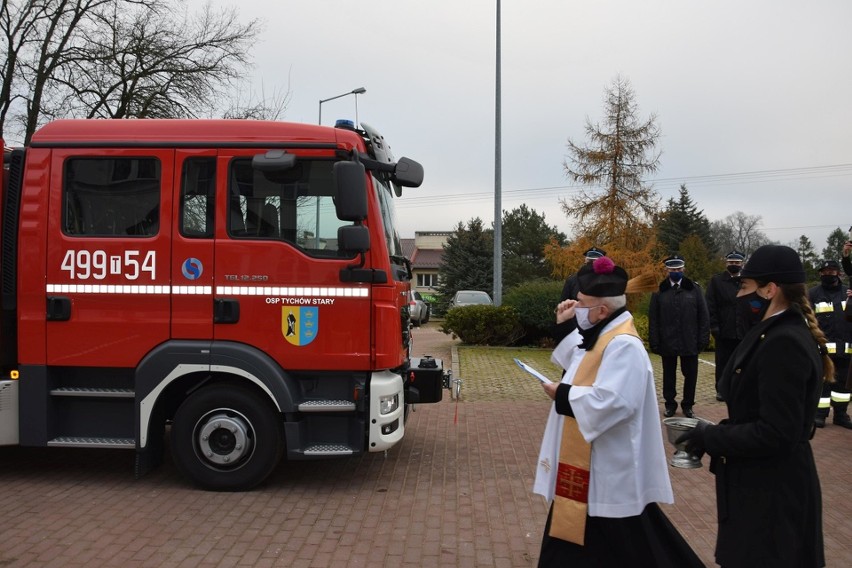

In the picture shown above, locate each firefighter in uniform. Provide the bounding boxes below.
[809,259,852,429]
[705,250,746,401]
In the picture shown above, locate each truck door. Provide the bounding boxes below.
[45,150,173,367]
[170,151,216,339]
[212,150,372,371]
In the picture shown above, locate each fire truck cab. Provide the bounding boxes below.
[0,119,443,490]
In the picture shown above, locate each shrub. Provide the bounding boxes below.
[502,280,563,345]
[439,305,523,345]
[631,312,650,348]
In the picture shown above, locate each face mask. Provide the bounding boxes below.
[669,271,683,282]
[736,291,769,331]
[575,306,602,330]
[820,275,840,288]
[726,265,742,274]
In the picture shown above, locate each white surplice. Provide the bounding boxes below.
[533,312,674,518]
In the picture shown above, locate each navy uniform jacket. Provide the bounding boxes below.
[705,270,744,340]
[648,276,710,356]
[705,306,824,568]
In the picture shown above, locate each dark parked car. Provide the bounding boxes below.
[449,290,493,308]
[408,290,431,326]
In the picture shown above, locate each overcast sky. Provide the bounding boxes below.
[211,0,850,253]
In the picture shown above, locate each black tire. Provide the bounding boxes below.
[170,384,284,491]
[423,306,431,324]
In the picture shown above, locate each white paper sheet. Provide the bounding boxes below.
[514,358,553,385]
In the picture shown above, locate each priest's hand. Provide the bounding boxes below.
[542,381,558,400]
[555,299,578,324]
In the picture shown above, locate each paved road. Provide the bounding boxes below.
[0,324,849,567]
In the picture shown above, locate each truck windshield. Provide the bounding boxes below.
[372,174,405,264]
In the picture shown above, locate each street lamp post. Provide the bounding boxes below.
[318,87,367,125]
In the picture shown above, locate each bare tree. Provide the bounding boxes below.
[58,2,259,120]
[709,211,772,257]
[1,0,118,143]
[1,0,272,145]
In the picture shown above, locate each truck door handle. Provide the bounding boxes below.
[46,296,72,321]
[214,298,240,324]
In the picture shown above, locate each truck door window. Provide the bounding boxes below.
[228,158,352,257]
[63,157,160,237]
[180,158,215,238]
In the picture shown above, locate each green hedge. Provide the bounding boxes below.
[439,305,524,346]
[502,280,563,345]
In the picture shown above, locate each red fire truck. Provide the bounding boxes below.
[0,119,445,490]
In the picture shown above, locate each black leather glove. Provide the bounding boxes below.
[675,421,708,457]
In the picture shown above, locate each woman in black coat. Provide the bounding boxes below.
[677,245,829,568]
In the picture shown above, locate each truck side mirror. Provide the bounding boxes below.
[338,225,370,254]
[333,161,367,221]
[392,157,424,188]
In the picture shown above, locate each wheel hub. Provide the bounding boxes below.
[196,412,252,467]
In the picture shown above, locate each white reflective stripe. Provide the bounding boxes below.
[846,344,852,355]
[825,342,837,354]
[47,284,211,295]
[46,284,367,297]
[843,301,848,311]
[830,391,851,403]
[818,397,831,408]
[813,302,834,314]
[215,286,369,297]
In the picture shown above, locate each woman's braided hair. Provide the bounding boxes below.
[781,283,835,383]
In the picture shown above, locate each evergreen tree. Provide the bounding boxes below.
[821,227,847,263]
[502,205,566,289]
[796,235,819,282]
[437,218,494,304]
[547,75,661,292]
[655,184,716,256]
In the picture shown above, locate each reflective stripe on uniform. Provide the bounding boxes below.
[831,391,851,404]
[814,302,834,314]
[825,342,837,354]
[818,397,831,409]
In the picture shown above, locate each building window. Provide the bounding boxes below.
[417,272,437,288]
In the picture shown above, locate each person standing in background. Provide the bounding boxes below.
[809,259,852,429]
[705,250,746,401]
[649,255,711,418]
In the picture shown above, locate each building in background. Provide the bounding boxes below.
[401,231,450,297]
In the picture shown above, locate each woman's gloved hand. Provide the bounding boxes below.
[675,420,708,458]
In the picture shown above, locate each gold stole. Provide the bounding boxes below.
[549,317,639,545]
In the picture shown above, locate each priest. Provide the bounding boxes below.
[534,256,702,567]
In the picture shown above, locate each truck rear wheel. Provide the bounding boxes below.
[170,384,284,491]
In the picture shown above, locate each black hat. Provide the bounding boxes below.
[583,247,607,260]
[738,245,805,283]
[817,259,841,271]
[725,250,745,261]
[663,255,685,269]
[577,257,628,297]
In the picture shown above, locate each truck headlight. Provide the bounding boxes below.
[379,393,399,415]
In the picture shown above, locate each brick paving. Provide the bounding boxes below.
[0,323,849,567]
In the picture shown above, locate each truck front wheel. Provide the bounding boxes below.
[170,384,284,491]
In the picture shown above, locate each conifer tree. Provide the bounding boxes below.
[547,75,661,287]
